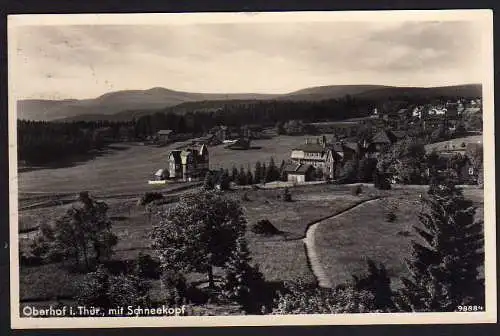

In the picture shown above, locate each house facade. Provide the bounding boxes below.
[168,144,209,181]
[289,136,362,180]
[290,136,337,179]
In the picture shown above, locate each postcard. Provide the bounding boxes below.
[8,10,496,328]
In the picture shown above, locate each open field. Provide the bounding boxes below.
[17,135,313,196]
[424,134,482,153]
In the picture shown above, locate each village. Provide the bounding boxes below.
[149,97,483,189]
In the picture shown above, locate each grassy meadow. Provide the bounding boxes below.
[17,135,311,197]
[314,188,485,289]
[424,134,482,153]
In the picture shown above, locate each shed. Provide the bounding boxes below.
[284,162,313,183]
[157,129,174,142]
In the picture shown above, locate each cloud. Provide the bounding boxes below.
[11,20,484,99]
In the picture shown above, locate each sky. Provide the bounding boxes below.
[12,19,484,100]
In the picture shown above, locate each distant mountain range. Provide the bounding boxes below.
[17,84,482,122]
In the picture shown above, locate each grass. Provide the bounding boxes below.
[236,185,378,283]
[17,135,312,196]
[424,134,482,153]
[314,191,485,290]
[19,263,84,301]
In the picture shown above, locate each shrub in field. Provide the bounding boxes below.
[161,269,188,305]
[272,279,379,314]
[352,259,395,311]
[19,250,42,266]
[40,194,118,271]
[134,252,161,279]
[241,192,250,202]
[374,172,391,190]
[219,236,267,314]
[139,192,164,206]
[386,212,397,222]
[251,219,281,236]
[76,265,151,313]
[283,187,292,202]
[203,171,215,190]
[351,185,362,196]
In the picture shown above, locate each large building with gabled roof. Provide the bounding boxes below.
[167,144,209,181]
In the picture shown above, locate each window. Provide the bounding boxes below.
[468,167,474,175]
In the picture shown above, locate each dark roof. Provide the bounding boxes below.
[293,143,325,153]
[283,162,301,173]
[392,131,406,139]
[331,142,344,153]
[157,129,173,135]
[285,163,312,174]
[168,150,182,164]
[343,142,360,152]
[296,164,313,173]
[371,130,397,144]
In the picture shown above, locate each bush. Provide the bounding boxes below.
[242,192,250,202]
[251,219,281,236]
[386,212,397,222]
[283,187,292,202]
[135,252,161,279]
[76,265,151,313]
[161,269,188,305]
[139,192,164,206]
[351,185,362,196]
[272,279,379,314]
[374,172,391,190]
[219,237,267,314]
[19,250,42,267]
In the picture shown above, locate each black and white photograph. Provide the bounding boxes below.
[8,10,496,328]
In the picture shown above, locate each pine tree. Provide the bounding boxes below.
[231,165,239,182]
[238,165,247,185]
[352,259,395,311]
[398,184,484,312]
[220,236,266,313]
[254,161,262,184]
[261,163,267,184]
[279,160,286,181]
[266,157,280,182]
[246,170,254,185]
[203,171,214,190]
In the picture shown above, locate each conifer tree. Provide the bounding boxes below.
[352,259,395,311]
[203,171,215,190]
[220,236,266,313]
[261,163,267,184]
[246,170,254,185]
[266,157,280,182]
[231,165,239,183]
[398,183,484,312]
[238,165,247,185]
[279,160,287,181]
[254,161,262,184]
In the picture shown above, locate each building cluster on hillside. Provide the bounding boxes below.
[153,144,209,181]
[284,130,405,183]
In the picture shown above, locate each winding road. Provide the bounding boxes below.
[302,197,383,288]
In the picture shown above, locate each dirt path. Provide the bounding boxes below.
[302,197,382,288]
